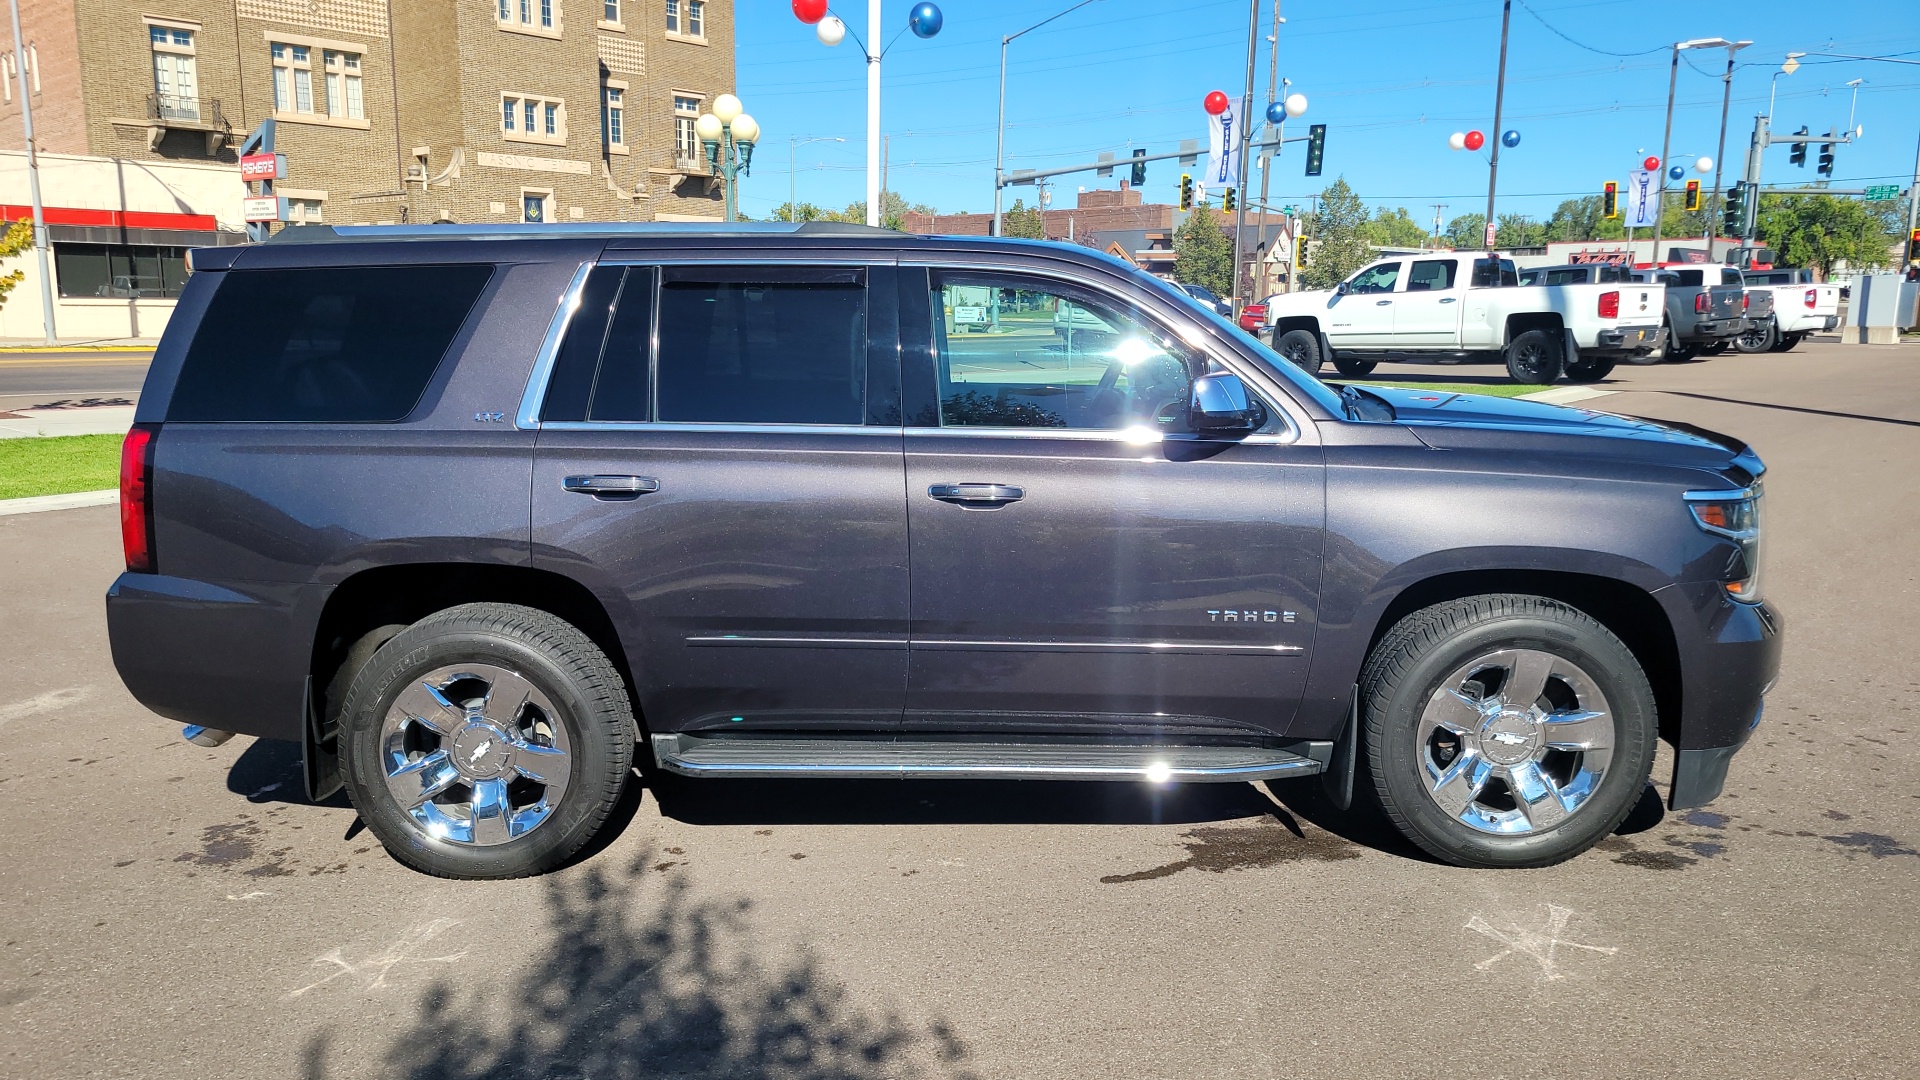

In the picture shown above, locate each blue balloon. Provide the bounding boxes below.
[1266,101,1287,125]
[1501,129,1521,148]
[908,2,942,37]
[1669,164,1686,180]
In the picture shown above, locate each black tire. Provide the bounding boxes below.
[1770,332,1802,353]
[1504,329,1564,384]
[1734,317,1778,353]
[1360,594,1657,869]
[1661,325,1696,363]
[1273,328,1324,375]
[338,602,636,879]
[1562,354,1614,383]
[1331,354,1378,378]
[1627,322,1670,364]
[1699,340,1730,356]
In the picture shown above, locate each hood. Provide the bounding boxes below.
[1353,384,1748,464]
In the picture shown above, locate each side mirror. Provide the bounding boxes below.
[1188,372,1259,434]
[1334,281,1349,296]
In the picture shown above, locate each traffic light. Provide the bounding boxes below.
[1304,124,1326,177]
[1222,188,1236,212]
[1179,174,1194,210]
[1722,182,1748,236]
[1910,228,1920,261]
[1602,180,1618,218]
[1130,148,1146,188]
[1683,180,1701,211]
[1789,127,1808,168]
[1818,137,1835,176]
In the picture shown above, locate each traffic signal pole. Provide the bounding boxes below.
[1905,124,1920,275]
[1230,0,1260,312]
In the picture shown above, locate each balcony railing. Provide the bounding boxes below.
[142,93,232,153]
[151,92,199,122]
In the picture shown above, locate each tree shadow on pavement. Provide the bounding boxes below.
[301,860,977,1080]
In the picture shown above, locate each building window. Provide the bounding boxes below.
[603,85,624,148]
[502,94,566,145]
[603,0,619,22]
[687,0,703,36]
[286,198,325,224]
[53,243,190,299]
[673,94,701,163]
[540,0,553,27]
[324,50,364,119]
[272,43,361,119]
[148,24,198,121]
[499,0,559,32]
[665,0,677,32]
[523,192,550,223]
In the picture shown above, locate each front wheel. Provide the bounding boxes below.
[1562,354,1615,383]
[1505,329,1564,384]
[1735,317,1778,353]
[1331,354,1378,378]
[339,603,636,879]
[1771,332,1803,353]
[1361,595,1657,868]
[1273,328,1324,375]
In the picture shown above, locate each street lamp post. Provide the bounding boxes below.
[793,2,941,227]
[1654,37,1737,254]
[993,0,1101,237]
[788,135,844,221]
[1767,52,1805,121]
[8,0,55,344]
[1483,0,1512,250]
[1706,40,1751,246]
[697,94,758,222]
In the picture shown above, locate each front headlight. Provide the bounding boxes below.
[1684,484,1763,603]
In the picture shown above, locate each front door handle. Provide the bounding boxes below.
[928,482,1024,509]
[563,474,660,500]
[1375,299,1393,306]
[1439,297,1457,303]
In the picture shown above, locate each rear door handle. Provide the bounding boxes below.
[1375,299,1393,306]
[928,483,1024,509]
[1439,297,1457,303]
[563,474,660,499]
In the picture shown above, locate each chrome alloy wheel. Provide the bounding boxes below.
[1416,648,1614,835]
[379,664,573,846]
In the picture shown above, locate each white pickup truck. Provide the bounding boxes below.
[1264,253,1666,383]
[1739,268,1841,352]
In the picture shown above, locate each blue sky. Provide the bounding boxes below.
[733,0,1920,226]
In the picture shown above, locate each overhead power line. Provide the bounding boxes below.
[1514,0,1665,58]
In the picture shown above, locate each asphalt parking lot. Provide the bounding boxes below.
[2,341,1916,1079]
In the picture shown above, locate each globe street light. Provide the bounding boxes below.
[794,2,943,227]
[994,0,1102,237]
[698,96,758,222]
[1655,37,1746,251]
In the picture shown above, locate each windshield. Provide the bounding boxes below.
[1135,268,1347,416]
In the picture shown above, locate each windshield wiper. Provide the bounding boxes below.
[1339,383,1397,422]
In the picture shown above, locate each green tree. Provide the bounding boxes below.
[1173,205,1232,294]
[829,192,939,230]
[769,202,829,223]
[1299,178,1373,290]
[1359,206,1431,249]
[1002,198,1047,239]
[1443,212,1485,251]
[1755,193,1897,276]
[1495,212,1547,249]
[1544,196,1626,242]
[0,219,28,310]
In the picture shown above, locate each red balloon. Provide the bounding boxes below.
[1463,130,1485,151]
[1204,90,1230,116]
[1643,155,1660,171]
[792,0,828,24]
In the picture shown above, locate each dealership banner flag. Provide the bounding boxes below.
[1205,107,1239,189]
[1625,170,1659,228]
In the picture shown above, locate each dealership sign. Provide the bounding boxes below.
[239,152,285,181]
[243,196,287,222]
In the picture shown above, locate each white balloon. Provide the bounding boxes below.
[1696,156,1713,173]
[712,93,743,124]
[817,15,846,46]
[1448,131,1467,151]
[1284,93,1308,118]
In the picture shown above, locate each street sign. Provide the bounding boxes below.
[1484,222,1497,247]
[1864,184,1900,201]
[243,196,287,222]
[239,152,285,181]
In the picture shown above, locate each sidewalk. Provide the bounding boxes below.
[0,404,137,438]
[0,338,158,351]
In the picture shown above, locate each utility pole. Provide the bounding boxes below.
[880,132,889,221]
[1483,0,1511,250]
[1431,203,1448,246]
[1708,48,1738,245]
[1905,123,1920,275]
[1653,44,1681,256]
[1254,0,1280,301]
[865,0,879,225]
[1230,0,1259,312]
[8,0,55,345]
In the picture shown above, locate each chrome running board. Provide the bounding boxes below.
[650,733,1325,783]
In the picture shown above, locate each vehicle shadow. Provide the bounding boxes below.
[299,860,979,1080]
[649,772,1284,828]
[225,736,351,809]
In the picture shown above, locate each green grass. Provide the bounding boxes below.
[1353,381,1551,399]
[0,434,123,501]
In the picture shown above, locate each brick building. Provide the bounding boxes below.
[3,0,734,227]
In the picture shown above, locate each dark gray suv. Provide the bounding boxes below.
[106,223,1780,879]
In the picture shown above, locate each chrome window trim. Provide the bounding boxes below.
[596,256,886,268]
[540,420,890,436]
[902,425,1296,446]
[910,258,1312,443]
[515,260,594,429]
[1681,486,1759,503]
[914,638,1303,655]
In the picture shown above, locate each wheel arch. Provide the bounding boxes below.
[1363,569,1683,747]
[1504,311,1565,345]
[1270,315,1323,339]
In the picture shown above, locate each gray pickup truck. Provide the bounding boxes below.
[1632,267,1746,361]
[105,223,1782,880]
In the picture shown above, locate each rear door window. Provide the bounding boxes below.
[654,266,866,425]
[1405,260,1457,291]
[169,264,492,422]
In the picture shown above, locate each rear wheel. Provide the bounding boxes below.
[1699,340,1730,356]
[1735,317,1778,353]
[1274,328,1324,375]
[1331,354,1378,378]
[1661,325,1696,363]
[1628,321,1671,365]
[1505,329,1563,384]
[1361,595,1657,868]
[338,603,636,879]
[1562,354,1615,383]
[1771,332,1803,352]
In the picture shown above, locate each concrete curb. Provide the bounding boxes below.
[0,489,119,517]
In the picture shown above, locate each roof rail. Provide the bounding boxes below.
[260,221,904,243]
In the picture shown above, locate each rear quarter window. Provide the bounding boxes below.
[167,264,494,422]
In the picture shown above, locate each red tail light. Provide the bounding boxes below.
[119,423,158,573]
[1598,291,1620,319]
[1743,292,1750,312]
[1693,292,1710,314]
[1804,288,1818,309]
